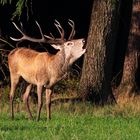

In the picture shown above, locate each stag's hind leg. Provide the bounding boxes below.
[23,84,33,119]
[9,73,20,119]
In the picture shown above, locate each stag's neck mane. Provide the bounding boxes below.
[48,48,72,79]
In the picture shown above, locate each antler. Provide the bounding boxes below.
[68,19,75,40]
[54,20,65,40]
[10,21,52,43]
[10,19,75,44]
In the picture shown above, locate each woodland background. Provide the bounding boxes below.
[0,1,140,139]
[0,0,139,105]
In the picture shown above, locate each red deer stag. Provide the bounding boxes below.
[8,20,86,121]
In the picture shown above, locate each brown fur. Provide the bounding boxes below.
[8,38,86,121]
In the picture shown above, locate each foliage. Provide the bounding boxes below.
[12,0,25,20]
[12,0,33,20]
[0,38,15,82]
[0,0,12,5]
[0,0,32,20]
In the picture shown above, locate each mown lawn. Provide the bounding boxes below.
[0,102,140,140]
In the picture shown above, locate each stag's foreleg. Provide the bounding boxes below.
[9,74,20,119]
[36,85,43,121]
[23,84,33,119]
[46,89,52,120]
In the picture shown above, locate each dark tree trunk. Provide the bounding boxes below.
[117,0,140,96]
[78,0,120,104]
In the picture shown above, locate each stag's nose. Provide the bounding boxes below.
[82,39,86,44]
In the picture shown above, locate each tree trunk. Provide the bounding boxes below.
[78,0,120,104]
[117,0,140,96]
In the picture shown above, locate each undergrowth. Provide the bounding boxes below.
[1,77,140,118]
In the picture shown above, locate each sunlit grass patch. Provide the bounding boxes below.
[0,109,140,140]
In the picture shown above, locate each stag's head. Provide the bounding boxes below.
[10,19,86,62]
[48,19,86,63]
[52,38,86,64]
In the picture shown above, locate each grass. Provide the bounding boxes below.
[1,82,140,140]
[0,100,140,140]
[1,114,140,140]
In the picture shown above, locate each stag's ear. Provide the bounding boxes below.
[51,44,62,50]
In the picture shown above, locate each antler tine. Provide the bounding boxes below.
[54,20,65,40]
[68,19,75,40]
[35,21,56,41]
[44,31,55,40]
[35,21,57,41]
[35,21,45,40]
[50,32,55,38]
[20,22,23,31]
[12,22,24,35]
[10,22,25,41]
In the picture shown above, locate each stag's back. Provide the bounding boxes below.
[8,48,38,72]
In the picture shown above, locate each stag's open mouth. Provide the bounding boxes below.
[82,39,86,49]
[83,45,86,49]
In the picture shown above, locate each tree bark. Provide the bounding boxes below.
[117,0,140,96]
[79,0,120,104]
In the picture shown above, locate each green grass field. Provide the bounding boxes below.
[0,101,140,140]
